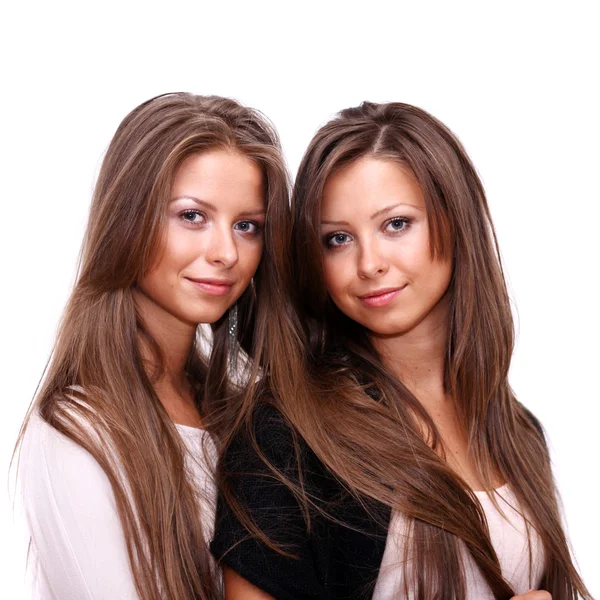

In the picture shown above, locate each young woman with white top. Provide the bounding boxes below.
[17,92,288,600]
[212,102,592,599]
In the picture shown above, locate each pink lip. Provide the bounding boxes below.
[358,285,406,307]
[186,277,235,296]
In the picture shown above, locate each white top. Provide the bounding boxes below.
[19,412,217,600]
[372,484,545,599]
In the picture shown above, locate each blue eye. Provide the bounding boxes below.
[234,220,261,234]
[180,209,206,225]
[385,217,410,232]
[326,232,351,248]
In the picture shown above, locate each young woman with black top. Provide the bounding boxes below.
[211,102,592,599]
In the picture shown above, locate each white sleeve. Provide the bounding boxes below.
[20,415,141,600]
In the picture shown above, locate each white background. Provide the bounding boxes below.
[1,1,598,597]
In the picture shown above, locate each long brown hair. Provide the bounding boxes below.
[16,92,289,600]
[235,102,591,599]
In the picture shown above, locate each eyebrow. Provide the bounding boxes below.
[321,203,423,226]
[171,195,266,217]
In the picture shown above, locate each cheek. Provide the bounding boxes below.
[141,229,200,288]
[322,257,338,294]
[239,240,264,279]
[149,224,202,274]
[164,229,206,268]
[138,260,172,304]
[418,258,453,301]
[322,255,352,300]
[388,230,430,276]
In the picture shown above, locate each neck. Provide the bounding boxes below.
[370,296,449,403]
[134,288,203,428]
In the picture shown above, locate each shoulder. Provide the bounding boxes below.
[249,401,293,438]
[227,402,299,458]
[19,387,131,517]
[20,410,114,500]
[518,402,546,443]
[251,402,298,451]
[224,402,326,490]
[22,409,90,468]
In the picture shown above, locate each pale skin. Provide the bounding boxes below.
[136,149,265,429]
[320,157,486,491]
[224,157,548,599]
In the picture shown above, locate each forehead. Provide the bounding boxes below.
[321,157,424,217]
[172,149,264,205]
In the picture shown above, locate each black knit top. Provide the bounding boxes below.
[210,403,391,599]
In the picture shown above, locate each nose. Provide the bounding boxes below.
[205,223,239,268]
[357,238,389,280]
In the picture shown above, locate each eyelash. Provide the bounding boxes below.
[179,209,206,225]
[178,209,263,235]
[233,220,262,235]
[325,232,352,248]
[384,217,411,233]
[324,217,412,249]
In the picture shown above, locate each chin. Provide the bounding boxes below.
[361,318,414,338]
[367,326,407,337]
[183,307,229,326]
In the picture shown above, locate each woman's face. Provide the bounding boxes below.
[139,149,265,327]
[320,157,452,338]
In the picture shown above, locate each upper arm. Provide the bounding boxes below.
[20,417,140,600]
[224,567,276,600]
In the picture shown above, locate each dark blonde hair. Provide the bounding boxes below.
[232,102,590,599]
[18,93,289,600]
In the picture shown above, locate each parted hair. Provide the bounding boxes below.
[228,102,591,600]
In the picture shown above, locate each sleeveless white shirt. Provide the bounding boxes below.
[372,484,545,598]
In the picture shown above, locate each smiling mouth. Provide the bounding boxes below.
[185,278,234,296]
[358,285,406,307]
